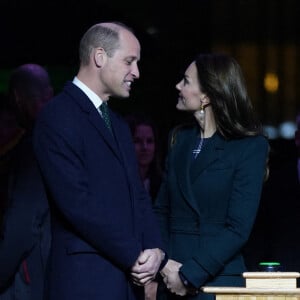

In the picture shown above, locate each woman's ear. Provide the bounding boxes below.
[201,95,210,107]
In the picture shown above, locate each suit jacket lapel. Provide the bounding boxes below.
[64,82,122,161]
[88,109,119,147]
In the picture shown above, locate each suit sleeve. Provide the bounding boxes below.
[154,154,171,248]
[154,128,181,248]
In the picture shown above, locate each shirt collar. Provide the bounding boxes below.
[73,77,103,109]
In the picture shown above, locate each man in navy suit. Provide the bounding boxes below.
[33,22,166,300]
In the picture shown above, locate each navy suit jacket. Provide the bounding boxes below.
[155,125,269,297]
[0,134,50,300]
[33,82,164,300]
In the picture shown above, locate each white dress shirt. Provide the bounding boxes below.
[72,77,104,113]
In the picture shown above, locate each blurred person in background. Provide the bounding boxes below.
[126,113,163,202]
[0,63,53,300]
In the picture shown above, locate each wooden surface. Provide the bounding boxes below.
[243,272,300,279]
[202,287,300,295]
[202,272,300,299]
[243,272,300,289]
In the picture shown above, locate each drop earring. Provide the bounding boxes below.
[198,103,205,130]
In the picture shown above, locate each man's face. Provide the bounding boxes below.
[100,29,140,99]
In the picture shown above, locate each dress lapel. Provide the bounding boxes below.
[174,129,200,213]
[174,130,225,214]
[190,133,225,183]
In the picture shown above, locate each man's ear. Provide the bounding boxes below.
[94,47,107,68]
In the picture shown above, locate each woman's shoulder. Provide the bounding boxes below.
[228,134,269,156]
[228,134,268,145]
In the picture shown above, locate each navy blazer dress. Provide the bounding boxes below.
[155,125,269,299]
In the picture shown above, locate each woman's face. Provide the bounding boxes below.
[133,124,155,167]
[175,62,206,111]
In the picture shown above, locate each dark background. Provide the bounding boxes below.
[2,0,299,125]
[1,0,300,277]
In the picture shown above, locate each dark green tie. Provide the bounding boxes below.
[99,102,112,132]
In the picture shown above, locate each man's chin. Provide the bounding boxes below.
[113,90,131,99]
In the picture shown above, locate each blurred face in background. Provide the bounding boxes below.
[133,124,155,167]
[17,87,53,124]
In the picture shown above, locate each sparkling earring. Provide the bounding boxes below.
[199,103,205,129]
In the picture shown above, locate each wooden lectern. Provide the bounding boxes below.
[202,272,300,299]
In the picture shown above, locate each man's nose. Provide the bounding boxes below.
[132,64,140,79]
